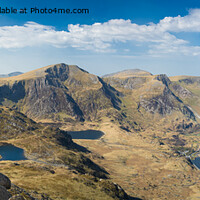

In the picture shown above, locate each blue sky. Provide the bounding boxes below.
[1,0,200,76]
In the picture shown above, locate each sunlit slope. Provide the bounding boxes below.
[0,63,121,122]
[103,71,197,130]
[0,106,130,200]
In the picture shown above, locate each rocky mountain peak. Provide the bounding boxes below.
[154,74,171,87]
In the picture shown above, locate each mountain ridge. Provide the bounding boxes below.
[0,63,121,123]
[0,63,199,130]
[0,72,23,78]
[102,69,152,78]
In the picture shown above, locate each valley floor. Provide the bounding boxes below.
[62,121,200,200]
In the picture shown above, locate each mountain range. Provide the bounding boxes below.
[0,63,200,199]
[0,63,198,130]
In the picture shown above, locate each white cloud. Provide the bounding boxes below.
[1,9,200,55]
[157,9,200,32]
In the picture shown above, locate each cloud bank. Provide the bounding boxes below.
[1,9,200,56]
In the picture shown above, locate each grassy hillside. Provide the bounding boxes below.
[0,106,131,199]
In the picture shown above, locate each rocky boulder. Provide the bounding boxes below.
[0,173,11,189]
[0,185,11,200]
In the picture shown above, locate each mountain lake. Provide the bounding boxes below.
[68,130,104,139]
[0,144,27,161]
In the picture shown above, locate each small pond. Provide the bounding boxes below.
[191,157,200,170]
[68,130,104,140]
[0,144,27,161]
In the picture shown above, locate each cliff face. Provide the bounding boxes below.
[104,72,196,122]
[139,75,195,120]
[0,64,121,122]
[24,76,84,121]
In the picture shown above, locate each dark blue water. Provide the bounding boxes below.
[0,144,27,161]
[68,130,104,140]
[191,157,200,169]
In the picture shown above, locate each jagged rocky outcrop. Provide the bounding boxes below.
[24,76,84,121]
[139,87,177,115]
[171,83,193,99]
[0,63,121,122]
[104,70,196,121]
[154,74,171,87]
[139,74,195,120]
[178,77,200,85]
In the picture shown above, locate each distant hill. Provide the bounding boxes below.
[102,69,152,78]
[0,72,23,78]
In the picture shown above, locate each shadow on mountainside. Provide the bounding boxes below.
[69,142,91,153]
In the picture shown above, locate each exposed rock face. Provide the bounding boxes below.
[171,83,193,99]
[138,74,196,120]
[0,172,48,200]
[138,86,195,119]
[103,70,197,121]
[0,185,11,200]
[178,77,200,85]
[24,76,84,121]
[154,74,171,87]
[0,173,11,189]
[139,87,176,115]
[0,63,121,122]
